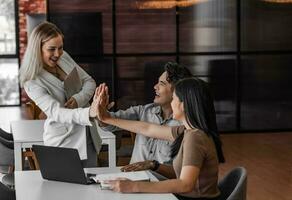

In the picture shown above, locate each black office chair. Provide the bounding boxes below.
[0,127,37,188]
[0,128,14,149]
[0,182,15,200]
[218,167,247,200]
[0,128,15,188]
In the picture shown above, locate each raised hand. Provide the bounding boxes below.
[98,83,109,109]
[89,84,104,118]
[97,84,111,122]
[89,86,99,118]
[89,83,111,120]
[94,83,114,109]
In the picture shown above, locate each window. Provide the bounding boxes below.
[0,0,16,55]
[0,0,19,106]
[116,0,176,53]
[0,59,19,105]
[241,0,292,51]
[179,0,236,52]
[180,55,237,131]
[47,0,292,132]
[241,54,292,130]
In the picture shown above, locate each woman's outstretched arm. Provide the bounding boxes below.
[107,165,200,194]
[94,84,174,142]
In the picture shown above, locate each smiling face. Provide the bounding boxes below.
[171,91,184,121]
[41,34,63,68]
[153,71,174,107]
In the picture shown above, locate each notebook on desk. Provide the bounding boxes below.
[93,171,150,189]
[32,145,96,185]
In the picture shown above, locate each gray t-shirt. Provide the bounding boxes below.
[102,103,181,164]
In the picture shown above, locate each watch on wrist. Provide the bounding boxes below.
[152,160,160,171]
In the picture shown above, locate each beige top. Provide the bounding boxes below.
[172,126,220,198]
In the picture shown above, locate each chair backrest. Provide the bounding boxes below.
[218,167,247,200]
[0,134,14,166]
[26,13,46,39]
[0,182,15,200]
[0,128,14,150]
[26,101,46,120]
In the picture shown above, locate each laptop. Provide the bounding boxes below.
[32,145,96,185]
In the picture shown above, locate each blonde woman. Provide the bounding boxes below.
[19,22,101,167]
[95,79,224,200]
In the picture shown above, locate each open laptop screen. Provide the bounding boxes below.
[33,145,94,185]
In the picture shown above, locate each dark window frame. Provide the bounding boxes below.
[46,0,292,132]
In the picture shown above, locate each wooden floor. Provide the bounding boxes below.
[219,133,292,200]
[1,107,292,199]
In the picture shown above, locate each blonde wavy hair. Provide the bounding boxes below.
[19,21,64,87]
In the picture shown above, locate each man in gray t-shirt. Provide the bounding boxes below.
[101,62,192,169]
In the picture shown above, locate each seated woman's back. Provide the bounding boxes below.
[172,126,219,198]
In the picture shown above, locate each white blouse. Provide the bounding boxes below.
[24,51,96,159]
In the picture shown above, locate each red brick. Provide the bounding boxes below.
[18,0,46,60]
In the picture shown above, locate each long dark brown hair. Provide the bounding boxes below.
[170,77,225,163]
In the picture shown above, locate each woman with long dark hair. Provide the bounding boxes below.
[95,78,224,200]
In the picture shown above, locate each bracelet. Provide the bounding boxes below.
[152,160,160,171]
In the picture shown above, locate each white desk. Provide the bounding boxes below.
[11,120,116,170]
[15,167,178,200]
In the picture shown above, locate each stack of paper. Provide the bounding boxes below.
[93,171,150,189]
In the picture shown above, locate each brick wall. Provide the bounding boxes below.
[18,0,46,60]
[19,0,46,103]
